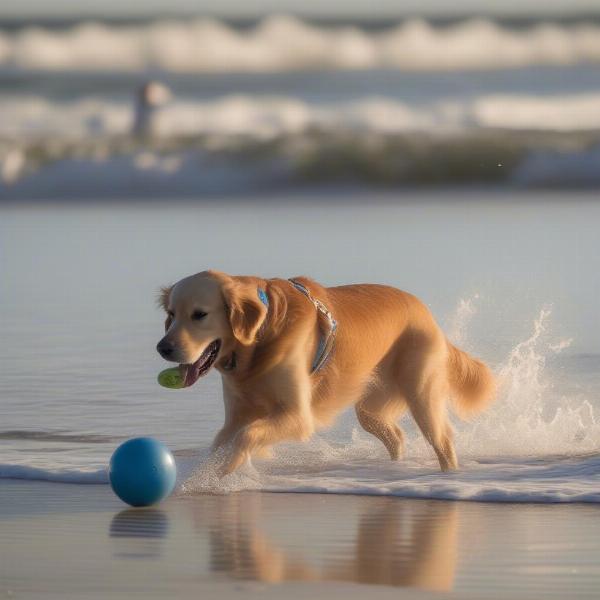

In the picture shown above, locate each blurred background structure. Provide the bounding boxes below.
[1,0,599,198]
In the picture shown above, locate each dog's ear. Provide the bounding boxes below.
[222,279,268,346]
[157,285,172,311]
[157,286,173,332]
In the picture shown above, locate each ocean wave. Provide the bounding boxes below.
[1,16,600,73]
[1,130,598,196]
[175,443,600,503]
[4,452,600,502]
[0,430,122,443]
[0,463,108,484]
[255,453,600,503]
[1,93,599,193]
[2,93,600,139]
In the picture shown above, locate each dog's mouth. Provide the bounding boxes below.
[180,339,221,387]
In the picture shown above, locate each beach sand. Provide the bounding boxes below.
[1,481,599,599]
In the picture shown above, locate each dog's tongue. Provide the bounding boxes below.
[178,340,220,388]
[179,364,192,388]
[179,363,200,388]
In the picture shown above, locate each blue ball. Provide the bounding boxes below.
[109,437,176,507]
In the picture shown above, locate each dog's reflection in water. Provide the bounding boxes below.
[195,493,457,591]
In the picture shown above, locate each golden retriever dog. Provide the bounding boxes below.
[157,270,495,475]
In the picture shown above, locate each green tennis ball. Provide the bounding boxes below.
[157,367,185,389]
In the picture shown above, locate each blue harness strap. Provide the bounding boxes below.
[288,279,337,373]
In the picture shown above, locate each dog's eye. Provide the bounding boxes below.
[191,310,207,321]
[167,311,174,318]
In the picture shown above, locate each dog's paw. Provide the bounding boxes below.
[214,425,265,477]
[218,449,249,477]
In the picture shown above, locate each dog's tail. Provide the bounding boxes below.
[446,341,495,418]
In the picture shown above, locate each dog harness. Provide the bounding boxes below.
[288,279,337,373]
[257,281,337,373]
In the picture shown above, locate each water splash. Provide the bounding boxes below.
[455,307,599,458]
[446,293,480,348]
[177,447,264,495]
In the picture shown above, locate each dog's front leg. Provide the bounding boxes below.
[222,411,314,475]
[211,426,234,452]
[221,368,314,475]
[211,379,245,452]
[213,426,272,458]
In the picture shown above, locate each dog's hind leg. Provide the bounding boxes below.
[355,387,407,461]
[405,373,458,472]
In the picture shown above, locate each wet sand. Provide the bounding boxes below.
[1,481,599,599]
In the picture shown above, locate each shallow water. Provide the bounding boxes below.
[1,192,600,502]
[2,482,600,598]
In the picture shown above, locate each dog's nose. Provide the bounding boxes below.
[157,339,175,359]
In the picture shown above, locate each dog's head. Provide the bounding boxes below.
[156,270,268,387]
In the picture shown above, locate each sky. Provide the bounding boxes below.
[1,0,599,18]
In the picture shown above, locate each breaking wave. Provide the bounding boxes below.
[3,93,600,139]
[1,16,600,73]
[1,93,600,195]
[0,463,107,484]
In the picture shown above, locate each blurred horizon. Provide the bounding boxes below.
[3,13,600,29]
[2,0,600,19]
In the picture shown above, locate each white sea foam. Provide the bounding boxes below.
[1,17,600,73]
[0,463,108,484]
[3,93,600,140]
